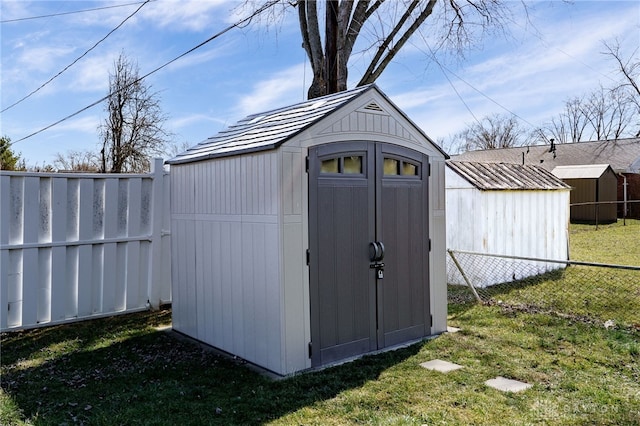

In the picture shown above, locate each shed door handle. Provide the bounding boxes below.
[369,241,385,262]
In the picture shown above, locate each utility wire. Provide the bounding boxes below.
[10,0,281,146]
[0,1,152,23]
[423,44,482,128]
[2,0,152,113]
[438,60,540,130]
[417,37,541,132]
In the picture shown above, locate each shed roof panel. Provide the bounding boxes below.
[167,86,372,164]
[447,161,570,191]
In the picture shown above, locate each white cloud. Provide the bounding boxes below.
[233,63,307,117]
[141,0,230,31]
[16,45,76,73]
[70,54,113,93]
[53,115,101,134]
[164,43,231,72]
[169,113,223,130]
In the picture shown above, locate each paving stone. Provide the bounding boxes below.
[419,359,463,373]
[485,376,532,392]
[447,326,461,333]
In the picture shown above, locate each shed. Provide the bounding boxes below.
[452,138,640,219]
[552,164,617,224]
[166,85,449,376]
[446,161,571,287]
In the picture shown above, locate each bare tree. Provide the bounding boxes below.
[602,40,640,136]
[288,1,515,98]
[455,114,527,152]
[53,150,100,172]
[583,86,634,140]
[99,53,171,173]
[540,86,636,143]
[542,96,589,144]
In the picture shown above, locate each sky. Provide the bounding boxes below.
[1,0,639,167]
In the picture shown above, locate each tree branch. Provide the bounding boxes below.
[358,0,437,86]
[298,0,323,75]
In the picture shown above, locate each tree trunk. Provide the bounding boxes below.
[325,0,338,94]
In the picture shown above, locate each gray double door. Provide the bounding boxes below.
[309,141,430,367]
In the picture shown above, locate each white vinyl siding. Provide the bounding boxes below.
[170,152,286,374]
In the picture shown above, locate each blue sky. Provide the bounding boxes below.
[1,1,639,167]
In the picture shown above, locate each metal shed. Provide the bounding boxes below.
[446,161,571,287]
[552,164,618,224]
[166,85,449,376]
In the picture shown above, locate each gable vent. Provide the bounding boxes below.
[363,102,384,112]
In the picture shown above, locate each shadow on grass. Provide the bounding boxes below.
[447,269,566,320]
[1,311,423,425]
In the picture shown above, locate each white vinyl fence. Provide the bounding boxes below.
[0,159,171,331]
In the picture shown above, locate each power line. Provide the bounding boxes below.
[416,35,541,132]
[2,0,153,113]
[10,0,282,146]
[437,60,540,130]
[0,1,151,24]
[423,43,482,128]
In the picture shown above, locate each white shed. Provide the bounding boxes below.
[167,85,449,376]
[446,161,571,287]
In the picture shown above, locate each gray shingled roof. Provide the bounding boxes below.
[452,138,640,173]
[447,161,571,191]
[168,85,388,165]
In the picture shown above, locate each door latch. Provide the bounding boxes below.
[370,262,384,279]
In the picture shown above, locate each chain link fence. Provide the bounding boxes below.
[447,249,640,330]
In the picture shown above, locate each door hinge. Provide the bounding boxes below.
[428,163,431,177]
[306,249,310,265]
[305,156,309,173]
[308,342,313,358]
[430,314,433,327]
[428,238,432,252]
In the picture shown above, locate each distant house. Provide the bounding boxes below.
[452,138,640,219]
[552,164,618,224]
[446,161,570,287]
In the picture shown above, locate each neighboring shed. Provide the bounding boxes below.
[446,161,571,287]
[552,164,618,224]
[452,138,640,219]
[166,85,449,376]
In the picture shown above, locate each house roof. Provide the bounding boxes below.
[167,84,447,165]
[446,161,570,191]
[451,138,640,173]
[552,164,614,179]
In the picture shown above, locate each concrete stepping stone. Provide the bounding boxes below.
[485,376,532,392]
[447,326,461,333]
[419,359,463,373]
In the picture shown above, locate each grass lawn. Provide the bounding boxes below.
[569,219,640,266]
[2,306,639,425]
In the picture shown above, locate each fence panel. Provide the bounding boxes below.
[0,159,171,331]
[447,249,640,329]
